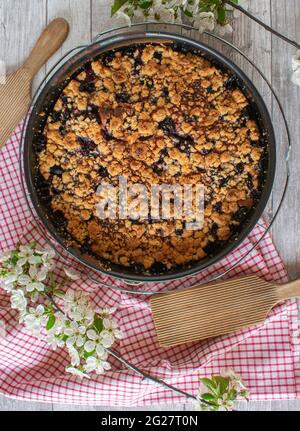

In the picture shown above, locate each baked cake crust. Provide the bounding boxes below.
[36,43,266,274]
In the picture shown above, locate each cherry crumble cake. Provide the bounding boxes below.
[35,43,267,274]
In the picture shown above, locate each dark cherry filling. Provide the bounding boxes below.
[213,202,222,213]
[50,165,64,176]
[159,117,176,135]
[233,207,248,222]
[153,51,162,61]
[204,240,226,256]
[77,136,98,155]
[115,92,130,103]
[225,75,240,90]
[98,165,109,178]
[33,135,47,153]
[51,210,68,229]
[79,81,96,94]
[150,261,167,274]
[235,162,244,174]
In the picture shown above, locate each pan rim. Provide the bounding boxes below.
[23,30,276,283]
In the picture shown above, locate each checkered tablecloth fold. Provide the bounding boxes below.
[0,125,299,405]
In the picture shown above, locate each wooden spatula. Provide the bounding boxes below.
[0,18,69,147]
[151,274,300,347]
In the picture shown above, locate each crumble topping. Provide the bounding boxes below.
[35,43,267,274]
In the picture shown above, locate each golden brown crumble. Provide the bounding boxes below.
[36,43,267,274]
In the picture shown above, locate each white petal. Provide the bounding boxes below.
[84,341,95,353]
[96,344,106,357]
[76,336,85,347]
[36,304,45,315]
[17,257,27,267]
[33,282,45,292]
[18,275,31,285]
[25,282,36,292]
[292,52,300,71]
[66,367,90,379]
[101,333,114,348]
[102,361,111,371]
[292,69,300,86]
[87,329,97,340]
[64,268,81,281]
[66,336,76,347]
[115,11,131,27]
[29,265,37,278]
[78,325,87,335]
[37,269,48,281]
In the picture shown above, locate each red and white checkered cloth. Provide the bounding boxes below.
[0,125,299,406]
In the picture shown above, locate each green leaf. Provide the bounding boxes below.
[10,251,19,266]
[93,316,103,333]
[111,0,128,16]
[46,314,56,331]
[227,388,238,401]
[138,0,153,10]
[200,377,219,395]
[201,393,216,401]
[54,289,65,298]
[182,8,193,18]
[217,6,226,25]
[49,273,56,289]
[213,376,229,394]
[84,349,96,358]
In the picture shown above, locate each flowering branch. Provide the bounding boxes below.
[225,0,300,50]
[110,0,300,86]
[0,242,249,411]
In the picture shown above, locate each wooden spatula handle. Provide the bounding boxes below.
[276,278,300,301]
[23,18,69,78]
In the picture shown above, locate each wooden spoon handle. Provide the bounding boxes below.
[23,18,69,78]
[276,278,300,301]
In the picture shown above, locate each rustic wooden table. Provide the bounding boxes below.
[0,0,299,411]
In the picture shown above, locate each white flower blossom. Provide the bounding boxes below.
[64,321,87,348]
[23,305,47,336]
[46,333,65,350]
[18,265,47,293]
[64,289,94,323]
[83,355,111,375]
[66,366,90,379]
[194,11,216,34]
[115,11,132,27]
[16,244,36,267]
[216,23,233,36]
[292,68,300,87]
[10,290,27,313]
[100,329,116,348]
[0,268,22,292]
[0,243,122,380]
[0,250,12,263]
[292,51,300,71]
[148,0,176,24]
[85,329,105,353]
[98,307,116,318]
[68,345,81,366]
[103,317,123,340]
[64,268,81,281]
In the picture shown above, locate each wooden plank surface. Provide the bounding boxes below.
[0,0,300,411]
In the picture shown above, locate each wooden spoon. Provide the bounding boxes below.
[151,274,300,346]
[0,18,69,147]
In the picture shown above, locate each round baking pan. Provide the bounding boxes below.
[23,31,276,282]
